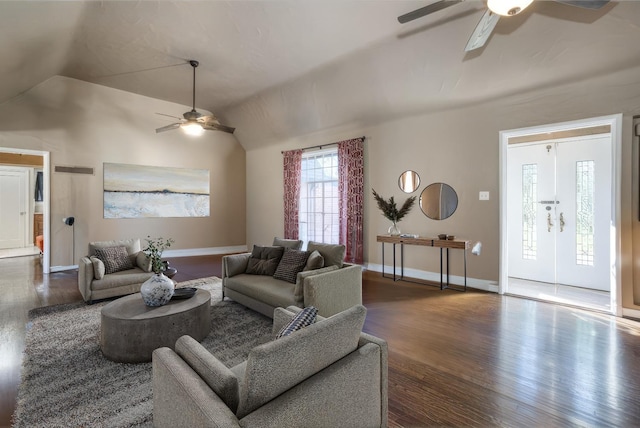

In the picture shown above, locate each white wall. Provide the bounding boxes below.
[0,76,247,268]
[245,63,640,310]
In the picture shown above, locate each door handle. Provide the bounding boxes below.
[547,213,553,232]
[560,212,565,232]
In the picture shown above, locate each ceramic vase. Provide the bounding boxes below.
[388,221,401,236]
[140,273,174,306]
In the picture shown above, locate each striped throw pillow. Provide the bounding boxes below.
[276,306,318,339]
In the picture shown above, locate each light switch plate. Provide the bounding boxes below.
[479,191,490,201]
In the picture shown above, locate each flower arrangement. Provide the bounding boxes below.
[371,189,416,224]
[143,236,175,274]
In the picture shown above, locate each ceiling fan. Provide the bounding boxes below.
[397,0,610,52]
[156,60,235,136]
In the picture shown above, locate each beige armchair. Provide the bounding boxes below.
[152,304,388,428]
[78,238,154,303]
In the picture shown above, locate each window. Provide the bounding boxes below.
[299,148,339,244]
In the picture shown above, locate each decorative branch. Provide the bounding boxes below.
[372,189,416,223]
[144,236,175,274]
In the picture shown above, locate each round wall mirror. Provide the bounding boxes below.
[398,170,420,193]
[419,183,458,220]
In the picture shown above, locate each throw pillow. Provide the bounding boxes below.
[245,245,285,276]
[273,248,311,284]
[94,246,135,275]
[272,237,303,250]
[135,251,153,272]
[276,306,318,339]
[307,241,346,268]
[303,250,324,271]
[90,256,105,279]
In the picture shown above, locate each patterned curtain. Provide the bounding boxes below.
[282,149,303,239]
[338,137,365,264]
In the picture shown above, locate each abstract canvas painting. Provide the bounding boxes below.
[103,163,210,218]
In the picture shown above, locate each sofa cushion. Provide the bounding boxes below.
[235,304,367,418]
[275,306,318,338]
[135,251,153,272]
[91,268,154,291]
[90,256,105,279]
[89,238,141,257]
[272,237,303,250]
[245,246,284,276]
[225,274,298,309]
[273,248,310,284]
[303,250,324,271]
[307,241,345,268]
[94,246,135,274]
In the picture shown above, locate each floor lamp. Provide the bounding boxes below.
[63,216,75,266]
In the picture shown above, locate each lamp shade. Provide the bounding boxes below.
[487,0,533,16]
[181,121,205,136]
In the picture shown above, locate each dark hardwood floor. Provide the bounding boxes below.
[2,254,640,427]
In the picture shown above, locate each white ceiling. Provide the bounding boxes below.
[2,1,640,148]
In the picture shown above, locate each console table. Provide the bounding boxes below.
[376,235,469,291]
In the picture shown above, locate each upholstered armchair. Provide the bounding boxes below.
[152,304,388,427]
[78,238,154,303]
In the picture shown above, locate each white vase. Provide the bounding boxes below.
[140,273,174,306]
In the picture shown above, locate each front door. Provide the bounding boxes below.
[0,167,28,249]
[507,136,611,290]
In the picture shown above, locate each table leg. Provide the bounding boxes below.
[401,244,405,280]
[447,248,450,286]
[464,248,467,291]
[440,247,444,290]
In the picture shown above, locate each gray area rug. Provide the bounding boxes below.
[13,277,273,428]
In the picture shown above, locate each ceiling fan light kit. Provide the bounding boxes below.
[181,122,205,136]
[487,0,533,16]
[155,59,235,136]
[397,0,610,52]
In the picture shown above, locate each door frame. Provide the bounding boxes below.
[499,114,622,316]
[0,147,50,274]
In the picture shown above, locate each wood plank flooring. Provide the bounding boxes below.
[2,254,640,427]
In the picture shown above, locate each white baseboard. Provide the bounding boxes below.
[622,307,640,321]
[365,263,499,293]
[50,265,78,273]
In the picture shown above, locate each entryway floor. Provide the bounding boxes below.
[0,246,40,260]
[507,277,610,313]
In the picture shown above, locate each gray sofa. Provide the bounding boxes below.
[222,239,362,318]
[152,304,388,428]
[78,238,154,303]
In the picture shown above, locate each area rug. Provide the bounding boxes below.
[13,277,273,428]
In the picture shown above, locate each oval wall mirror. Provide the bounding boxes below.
[419,183,458,220]
[398,170,420,193]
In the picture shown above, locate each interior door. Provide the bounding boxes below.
[555,137,611,290]
[507,143,557,283]
[0,167,28,249]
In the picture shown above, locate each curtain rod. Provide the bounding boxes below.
[281,136,365,154]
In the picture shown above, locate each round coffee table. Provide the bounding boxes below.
[100,289,211,363]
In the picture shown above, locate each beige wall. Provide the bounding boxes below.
[245,64,640,312]
[0,76,246,268]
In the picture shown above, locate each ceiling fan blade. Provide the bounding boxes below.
[155,112,183,121]
[464,9,500,52]
[552,0,610,9]
[203,123,236,134]
[398,0,464,24]
[155,123,181,133]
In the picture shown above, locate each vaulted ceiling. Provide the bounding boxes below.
[2,1,640,149]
